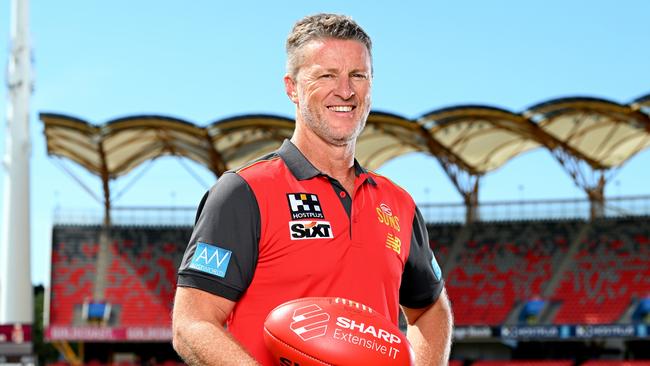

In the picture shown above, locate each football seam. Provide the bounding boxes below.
[268,297,331,314]
[263,326,332,366]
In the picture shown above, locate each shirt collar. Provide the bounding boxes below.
[278,139,377,186]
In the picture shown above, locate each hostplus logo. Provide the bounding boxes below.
[287,193,325,220]
[289,304,331,341]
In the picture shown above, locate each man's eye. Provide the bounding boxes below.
[352,73,367,79]
[320,74,334,79]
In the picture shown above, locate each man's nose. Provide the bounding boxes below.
[334,76,355,99]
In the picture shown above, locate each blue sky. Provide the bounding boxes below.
[1,1,649,285]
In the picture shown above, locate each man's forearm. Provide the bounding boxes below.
[406,290,453,365]
[173,319,258,366]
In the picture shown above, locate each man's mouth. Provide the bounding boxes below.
[328,105,355,112]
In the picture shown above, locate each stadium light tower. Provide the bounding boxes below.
[0,0,33,325]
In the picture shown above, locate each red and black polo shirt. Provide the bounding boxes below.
[177,140,443,364]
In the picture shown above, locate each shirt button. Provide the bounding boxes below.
[339,191,346,198]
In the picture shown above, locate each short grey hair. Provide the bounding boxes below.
[286,13,372,78]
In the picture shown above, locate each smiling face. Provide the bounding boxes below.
[285,38,372,147]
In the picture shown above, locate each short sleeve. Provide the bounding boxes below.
[399,206,444,309]
[177,172,260,301]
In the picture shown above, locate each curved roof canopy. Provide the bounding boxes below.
[41,113,209,180]
[207,115,295,174]
[41,113,300,179]
[525,97,650,169]
[419,105,547,175]
[40,93,650,183]
[41,112,428,179]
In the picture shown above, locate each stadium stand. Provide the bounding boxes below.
[50,226,100,325]
[428,222,465,267]
[433,220,580,325]
[430,216,650,327]
[551,217,650,324]
[49,225,191,328]
[47,216,650,363]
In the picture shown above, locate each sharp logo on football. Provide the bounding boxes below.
[334,316,403,359]
[282,300,404,360]
[287,193,325,220]
[335,317,401,344]
[289,304,330,341]
[289,221,333,240]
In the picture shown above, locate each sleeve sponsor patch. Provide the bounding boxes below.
[431,256,442,282]
[189,242,232,278]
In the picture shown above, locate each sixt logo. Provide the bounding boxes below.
[376,203,400,232]
[189,242,232,278]
[290,304,330,341]
[287,193,325,220]
[289,221,333,240]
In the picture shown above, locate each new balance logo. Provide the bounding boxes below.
[287,193,325,220]
[290,304,330,341]
[385,233,401,254]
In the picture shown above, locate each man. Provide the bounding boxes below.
[172,13,453,365]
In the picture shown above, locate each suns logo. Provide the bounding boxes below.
[376,203,400,232]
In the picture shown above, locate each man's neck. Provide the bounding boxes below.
[290,132,357,193]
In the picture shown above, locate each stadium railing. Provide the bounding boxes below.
[52,195,650,226]
[419,195,650,223]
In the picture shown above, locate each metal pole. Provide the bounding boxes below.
[0,0,33,324]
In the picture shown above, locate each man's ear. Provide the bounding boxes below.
[284,74,298,104]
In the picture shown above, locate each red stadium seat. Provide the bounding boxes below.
[49,225,191,328]
[551,218,650,324]
[440,220,576,325]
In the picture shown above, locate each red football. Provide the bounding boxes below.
[263,297,414,366]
